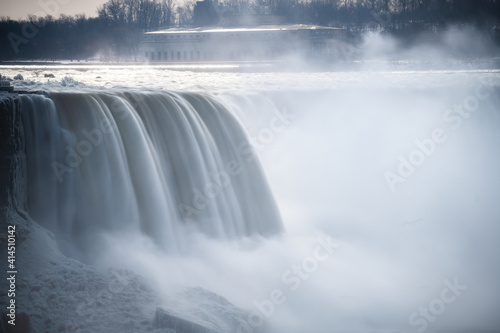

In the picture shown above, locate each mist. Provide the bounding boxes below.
[352,25,499,65]
[84,63,500,333]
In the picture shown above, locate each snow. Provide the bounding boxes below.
[10,211,159,333]
[1,64,499,94]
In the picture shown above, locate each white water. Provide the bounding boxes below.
[20,90,282,260]
[4,65,500,333]
[2,64,500,92]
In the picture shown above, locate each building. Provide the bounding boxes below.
[141,24,351,63]
[0,80,13,92]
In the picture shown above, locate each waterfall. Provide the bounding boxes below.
[20,90,283,260]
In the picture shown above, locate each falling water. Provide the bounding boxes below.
[20,90,282,261]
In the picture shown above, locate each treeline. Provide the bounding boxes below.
[1,0,499,61]
[0,0,188,61]
[222,0,500,27]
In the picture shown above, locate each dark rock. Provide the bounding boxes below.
[44,74,55,78]
[0,95,21,218]
[1,312,31,333]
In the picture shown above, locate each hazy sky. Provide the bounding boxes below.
[0,0,109,20]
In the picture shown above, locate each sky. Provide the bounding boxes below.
[0,0,109,20]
